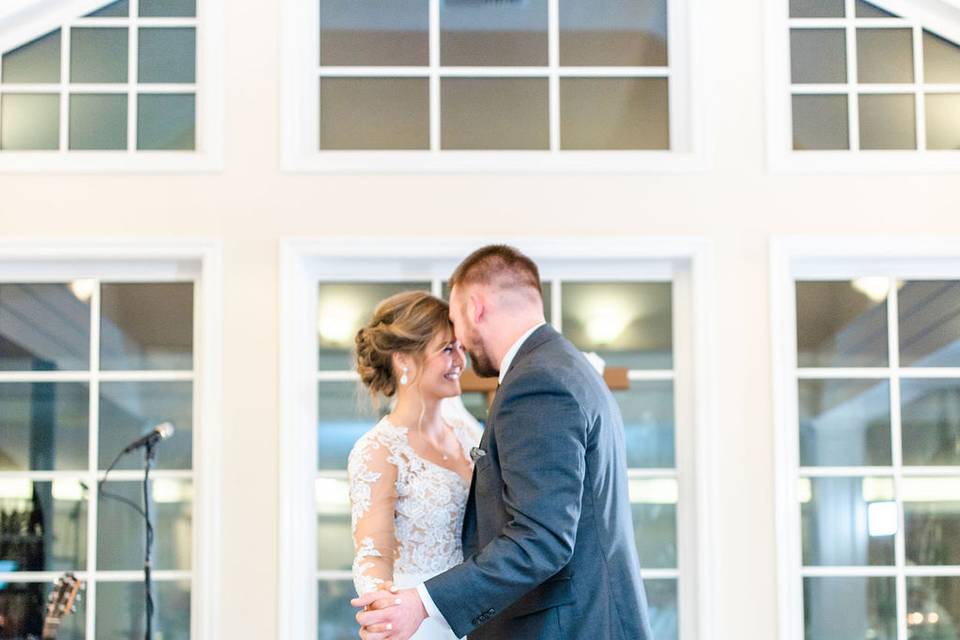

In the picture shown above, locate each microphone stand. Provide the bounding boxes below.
[142,441,157,640]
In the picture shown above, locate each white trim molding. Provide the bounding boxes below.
[770,235,960,640]
[278,236,719,640]
[0,238,223,639]
[765,0,960,174]
[281,0,709,173]
[0,0,224,172]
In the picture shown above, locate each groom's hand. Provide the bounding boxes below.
[352,587,427,640]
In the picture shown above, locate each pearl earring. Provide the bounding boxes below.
[400,366,409,386]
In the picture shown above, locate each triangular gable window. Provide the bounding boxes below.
[787,0,960,153]
[0,0,200,156]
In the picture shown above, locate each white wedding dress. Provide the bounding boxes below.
[348,398,482,640]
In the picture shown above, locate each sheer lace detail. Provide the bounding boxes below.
[348,416,481,596]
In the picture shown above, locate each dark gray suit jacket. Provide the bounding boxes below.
[426,325,653,639]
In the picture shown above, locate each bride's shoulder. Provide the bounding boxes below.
[350,417,405,454]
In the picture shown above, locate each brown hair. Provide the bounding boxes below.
[448,244,542,297]
[354,291,452,401]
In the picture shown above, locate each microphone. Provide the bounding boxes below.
[122,422,175,454]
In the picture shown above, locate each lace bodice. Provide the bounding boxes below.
[348,415,482,596]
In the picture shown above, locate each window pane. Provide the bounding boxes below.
[441,0,547,66]
[138,28,196,84]
[318,580,360,638]
[70,28,127,83]
[0,284,90,371]
[1,31,60,83]
[95,580,190,638]
[138,0,196,17]
[137,93,195,150]
[560,77,670,150]
[617,381,675,468]
[925,94,960,151]
[901,379,960,466]
[801,476,896,566]
[69,94,127,150]
[97,480,192,570]
[316,475,352,570]
[790,0,844,18]
[899,281,960,367]
[645,579,678,640]
[317,381,386,470]
[320,0,428,66]
[924,31,960,84]
[791,29,847,84]
[857,29,914,84]
[317,282,431,371]
[440,78,549,150]
[855,1,896,18]
[906,577,960,640]
[319,78,429,150]
[629,478,677,569]
[99,381,193,470]
[0,94,60,150]
[87,0,129,17]
[561,282,673,369]
[459,391,488,425]
[0,580,87,640]
[792,94,850,150]
[100,283,194,370]
[796,281,889,368]
[0,480,88,571]
[904,477,960,566]
[559,0,667,67]
[0,383,89,471]
[798,379,892,467]
[803,577,897,640]
[859,94,916,150]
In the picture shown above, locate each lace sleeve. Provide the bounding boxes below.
[348,433,399,596]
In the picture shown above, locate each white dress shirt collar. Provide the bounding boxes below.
[498,322,546,384]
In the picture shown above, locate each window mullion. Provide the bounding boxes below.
[129,3,139,152]
[429,0,440,152]
[60,25,71,152]
[85,279,101,640]
[845,0,860,152]
[887,280,908,640]
[912,24,926,152]
[548,0,560,152]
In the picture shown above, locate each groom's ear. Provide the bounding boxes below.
[468,292,485,324]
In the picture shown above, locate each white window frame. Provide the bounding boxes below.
[281,0,709,173]
[771,235,960,640]
[765,0,960,173]
[278,236,719,639]
[0,0,224,172]
[0,238,223,638]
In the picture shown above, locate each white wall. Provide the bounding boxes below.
[1,0,958,638]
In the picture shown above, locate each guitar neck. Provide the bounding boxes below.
[41,616,60,640]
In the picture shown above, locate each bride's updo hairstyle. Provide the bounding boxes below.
[354,291,452,402]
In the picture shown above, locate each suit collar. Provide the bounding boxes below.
[498,323,557,384]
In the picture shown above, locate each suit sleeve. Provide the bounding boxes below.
[424,372,587,636]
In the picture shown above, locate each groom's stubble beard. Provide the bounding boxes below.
[465,326,499,378]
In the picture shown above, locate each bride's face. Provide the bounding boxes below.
[414,330,466,399]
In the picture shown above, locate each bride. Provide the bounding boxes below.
[348,291,482,640]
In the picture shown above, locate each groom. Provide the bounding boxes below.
[352,245,653,639]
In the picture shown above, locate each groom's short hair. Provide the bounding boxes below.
[450,245,542,299]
